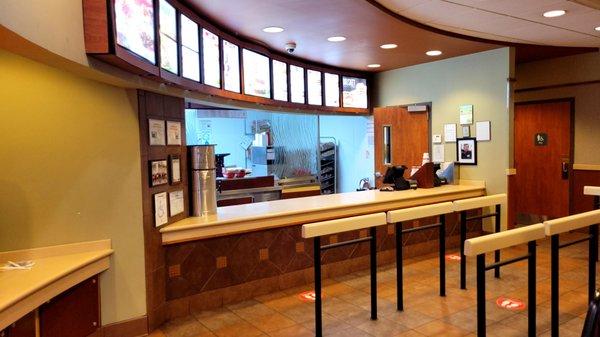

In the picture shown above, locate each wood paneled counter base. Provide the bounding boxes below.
[161,182,486,244]
[0,240,113,331]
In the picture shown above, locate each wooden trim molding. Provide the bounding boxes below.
[101,315,148,337]
[0,241,113,331]
[515,80,600,93]
[574,163,600,171]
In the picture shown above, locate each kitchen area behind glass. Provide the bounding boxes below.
[185,108,374,206]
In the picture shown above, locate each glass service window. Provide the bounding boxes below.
[180,14,199,81]
[202,29,221,88]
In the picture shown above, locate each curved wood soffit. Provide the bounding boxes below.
[364,0,599,64]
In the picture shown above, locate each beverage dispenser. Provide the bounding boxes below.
[189,145,217,216]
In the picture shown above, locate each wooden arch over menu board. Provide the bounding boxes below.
[82,0,372,114]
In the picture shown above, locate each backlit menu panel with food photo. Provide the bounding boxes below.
[272,60,288,101]
[342,77,368,109]
[115,0,156,64]
[223,40,241,92]
[202,29,220,87]
[159,0,178,74]
[180,14,200,81]
[243,49,270,98]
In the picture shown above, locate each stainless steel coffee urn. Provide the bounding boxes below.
[190,145,217,216]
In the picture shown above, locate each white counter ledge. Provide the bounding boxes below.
[0,240,113,330]
[160,181,486,244]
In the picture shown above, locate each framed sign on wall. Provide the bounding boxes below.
[456,137,477,165]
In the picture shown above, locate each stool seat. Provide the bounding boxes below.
[452,193,507,212]
[302,213,387,238]
[544,209,600,236]
[387,202,453,223]
[465,224,544,256]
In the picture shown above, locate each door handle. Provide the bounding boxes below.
[561,162,569,180]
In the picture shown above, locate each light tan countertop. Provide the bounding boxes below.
[0,240,113,330]
[161,181,486,244]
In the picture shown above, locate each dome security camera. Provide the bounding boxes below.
[285,42,297,54]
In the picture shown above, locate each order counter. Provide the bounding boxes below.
[161,181,486,244]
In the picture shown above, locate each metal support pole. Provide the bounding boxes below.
[494,204,501,279]
[370,227,378,320]
[460,211,467,290]
[595,196,600,262]
[314,237,322,337]
[551,234,559,337]
[589,224,598,303]
[396,222,403,311]
[528,241,537,337]
[440,214,446,297]
[476,254,486,337]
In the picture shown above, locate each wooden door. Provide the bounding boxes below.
[514,100,573,219]
[374,106,430,185]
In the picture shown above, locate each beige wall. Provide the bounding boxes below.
[515,51,600,165]
[0,50,146,325]
[375,48,512,195]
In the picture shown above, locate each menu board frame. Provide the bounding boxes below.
[85,0,372,114]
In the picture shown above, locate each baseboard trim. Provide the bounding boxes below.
[88,316,148,337]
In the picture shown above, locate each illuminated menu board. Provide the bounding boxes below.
[324,73,340,107]
[114,0,156,64]
[223,40,240,92]
[159,0,177,74]
[272,60,288,101]
[180,14,199,81]
[290,65,305,104]
[242,49,270,98]
[342,77,368,109]
[307,70,322,105]
[202,29,221,87]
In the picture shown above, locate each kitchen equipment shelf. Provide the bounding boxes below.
[319,137,337,195]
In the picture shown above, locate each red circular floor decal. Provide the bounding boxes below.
[445,254,462,261]
[496,297,526,311]
[299,291,323,302]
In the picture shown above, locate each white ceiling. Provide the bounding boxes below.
[376,0,600,47]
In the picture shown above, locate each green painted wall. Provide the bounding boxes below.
[0,50,146,324]
[375,48,512,195]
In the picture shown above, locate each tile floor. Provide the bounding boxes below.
[151,232,598,336]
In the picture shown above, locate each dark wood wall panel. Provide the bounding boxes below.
[571,169,600,214]
[138,90,188,331]
[39,276,99,337]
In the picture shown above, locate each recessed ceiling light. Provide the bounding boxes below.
[262,26,284,33]
[327,36,346,42]
[595,26,600,31]
[426,50,442,56]
[367,64,381,68]
[380,44,398,49]
[543,10,566,18]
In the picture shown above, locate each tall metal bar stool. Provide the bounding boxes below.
[453,194,507,289]
[465,224,544,337]
[543,209,600,337]
[386,202,453,311]
[302,212,387,337]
